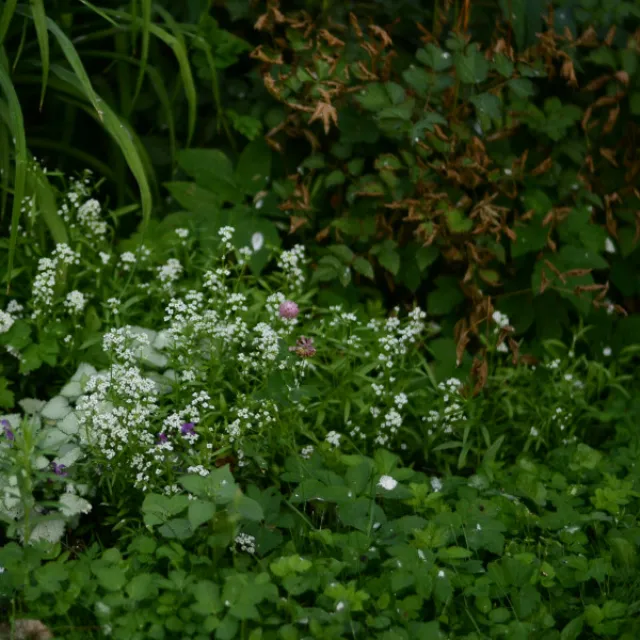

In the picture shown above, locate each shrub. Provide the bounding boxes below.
[226,1,640,375]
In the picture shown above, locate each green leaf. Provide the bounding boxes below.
[469,93,502,122]
[158,518,193,540]
[0,61,28,293]
[560,616,584,640]
[30,0,49,108]
[188,500,216,530]
[347,255,373,281]
[454,48,489,84]
[236,138,271,196]
[377,246,400,275]
[511,217,548,258]
[416,44,453,71]
[508,78,535,98]
[445,209,473,233]
[355,83,390,111]
[587,48,617,68]
[327,245,354,264]
[235,495,264,522]
[416,245,439,271]
[427,277,464,315]
[402,66,431,96]
[93,566,127,592]
[177,149,240,202]
[165,181,222,214]
[126,573,158,601]
[630,92,640,116]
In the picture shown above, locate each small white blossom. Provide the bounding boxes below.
[378,475,398,491]
[64,290,87,314]
[604,237,616,254]
[603,346,612,357]
[325,431,341,448]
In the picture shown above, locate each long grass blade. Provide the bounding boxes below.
[0,111,8,221]
[50,63,153,227]
[29,0,49,108]
[131,0,151,108]
[103,6,196,148]
[0,62,28,293]
[80,50,176,164]
[0,0,18,44]
[16,5,103,120]
[153,5,196,147]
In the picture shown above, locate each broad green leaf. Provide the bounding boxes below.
[177,149,239,202]
[236,138,271,196]
[353,256,374,280]
[454,48,489,84]
[470,93,501,122]
[188,500,216,530]
[445,209,473,233]
[126,573,158,601]
[427,277,464,315]
[416,44,453,71]
[93,566,127,592]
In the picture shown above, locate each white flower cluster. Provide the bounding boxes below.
[551,406,572,432]
[31,244,80,317]
[64,290,87,315]
[235,533,256,554]
[157,258,183,290]
[376,307,426,370]
[56,173,108,240]
[77,198,107,240]
[219,226,235,252]
[0,309,15,334]
[424,378,467,435]
[492,311,510,333]
[277,245,306,290]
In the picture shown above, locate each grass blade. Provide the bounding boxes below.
[29,0,49,108]
[0,61,28,293]
[108,5,196,148]
[0,0,17,44]
[131,0,151,108]
[50,63,152,227]
[16,5,104,121]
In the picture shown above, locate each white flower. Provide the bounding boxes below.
[325,431,341,447]
[437,570,445,578]
[251,232,265,252]
[503,168,512,176]
[492,311,510,329]
[0,310,15,334]
[175,228,189,239]
[604,237,616,254]
[378,475,398,491]
[430,477,443,493]
[99,252,111,265]
[530,427,539,437]
[336,601,345,612]
[603,346,612,357]
[64,290,87,314]
[301,445,314,459]
[497,342,508,353]
[235,533,256,554]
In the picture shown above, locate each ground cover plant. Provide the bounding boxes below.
[1,1,640,639]
[1,174,640,639]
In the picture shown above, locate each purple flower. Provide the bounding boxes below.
[180,422,195,436]
[2,419,14,441]
[51,462,67,477]
[279,300,299,320]
[289,336,316,358]
[158,432,168,444]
